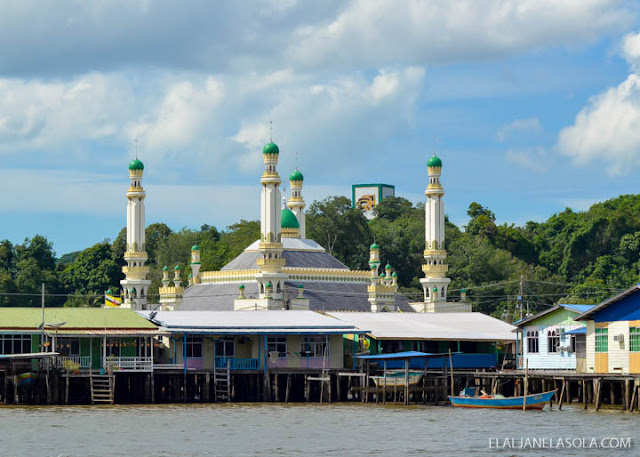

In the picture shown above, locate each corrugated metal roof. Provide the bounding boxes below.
[558,304,596,313]
[327,312,516,341]
[565,327,586,335]
[151,327,362,335]
[0,308,158,330]
[575,284,640,320]
[139,310,360,331]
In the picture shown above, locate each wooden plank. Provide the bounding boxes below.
[558,379,566,411]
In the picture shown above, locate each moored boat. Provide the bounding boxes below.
[370,370,423,387]
[448,389,557,410]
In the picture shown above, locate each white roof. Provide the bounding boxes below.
[244,237,325,252]
[138,310,362,334]
[327,312,516,341]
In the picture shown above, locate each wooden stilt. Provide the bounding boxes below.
[583,379,588,410]
[595,378,602,411]
[65,376,69,405]
[624,379,630,411]
[558,379,566,410]
[285,374,291,403]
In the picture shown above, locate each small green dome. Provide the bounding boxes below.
[266,281,273,288]
[188,274,193,278]
[106,288,112,295]
[379,273,386,278]
[239,284,245,289]
[385,264,392,270]
[370,243,379,250]
[129,159,144,170]
[192,244,200,251]
[163,266,169,271]
[174,265,181,270]
[427,155,442,168]
[289,170,304,182]
[432,286,438,292]
[297,284,304,289]
[263,142,279,155]
[392,272,398,277]
[281,208,299,229]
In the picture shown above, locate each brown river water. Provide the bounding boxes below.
[0,403,638,457]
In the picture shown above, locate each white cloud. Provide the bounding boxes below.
[505,146,550,173]
[288,0,633,69]
[557,73,640,175]
[496,117,542,142]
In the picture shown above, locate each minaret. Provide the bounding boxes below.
[256,141,286,304]
[190,244,201,284]
[120,158,152,310]
[418,154,451,306]
[287,169,306,238]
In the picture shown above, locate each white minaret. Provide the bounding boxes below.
[419,155,451,304]
[287,169,306,238]
[120,158,152,310]
[256,141,286,303]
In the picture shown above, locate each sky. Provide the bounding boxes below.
[2,0,640,256]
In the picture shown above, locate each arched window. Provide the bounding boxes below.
[548,330,560,353]
[526,330,539,353]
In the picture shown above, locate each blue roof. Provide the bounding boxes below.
[558,304,596,314]
[565,327,586,335]
[355,351,459,360]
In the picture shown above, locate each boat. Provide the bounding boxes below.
[370,370,424,387]
[448,389,557,410]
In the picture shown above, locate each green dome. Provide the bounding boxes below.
[392,272,398,277]
[385,264,392,270]
[297,284,304,289]
[106,288,112,295]
[432,286,438,292]
[379,273,386,278]
[188,274,193,278]
[263,142,279,155]
[370,243,379,250]
[266,281,273,288]
[281,208,300,229]
[174,265,181,270]
[192,244,200,251]
[289,170,304,182]
[239,284,245,290]
[129,159,144,170]
[427,155,442,168]
[163,266,169,271]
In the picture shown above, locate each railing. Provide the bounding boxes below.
[60,356,92,370]
[215,357,259,370]
[103,356,153,372]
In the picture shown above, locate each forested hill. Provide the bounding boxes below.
[2,194,640,318]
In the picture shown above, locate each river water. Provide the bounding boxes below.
[0,403,638,457]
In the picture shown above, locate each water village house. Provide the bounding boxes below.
[0,308,159,372]
[140,310,365,372]
[575,284,640,375]
[514,304,594,371]
[326,312,516,369]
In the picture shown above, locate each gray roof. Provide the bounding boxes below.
[180,281,412,312]
[221,250,348,270]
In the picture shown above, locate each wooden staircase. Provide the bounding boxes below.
[213,366,231,402]
[90,372,115,404]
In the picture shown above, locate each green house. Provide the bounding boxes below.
[0,308,160,372]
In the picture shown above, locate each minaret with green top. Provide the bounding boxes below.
[120,158,152,309]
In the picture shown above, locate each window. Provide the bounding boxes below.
[569,334,576,354]
[526,330,539,354]
[547,330,560,353]
[0,334,31,354]
[630,328,640,352]
[595,328,608,353]
[186,336,203,358]
[57,338,80,356]
[300,336,329,358]
[216,337,235,358]
[267,336,287,358]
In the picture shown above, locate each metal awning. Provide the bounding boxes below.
[0,352,60,360]
[565,327,586,335]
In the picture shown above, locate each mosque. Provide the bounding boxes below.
[118,140,470,313]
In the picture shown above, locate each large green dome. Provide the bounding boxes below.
[281,208,300,229]
[129,159,144,170]
[263,142,279,155]
[289,170,304,182]
[427,155,442,168]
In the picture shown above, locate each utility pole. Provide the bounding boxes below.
[41,283,45,352]
[518,275,524,321]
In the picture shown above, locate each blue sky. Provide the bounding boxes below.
[1,0,640,255]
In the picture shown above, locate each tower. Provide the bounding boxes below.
[190,244,201,284]
[367,244,399,312]
[120,159,152,309]
[415,154,451,311]
[287,169,306,238]
[256,141,286,305]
